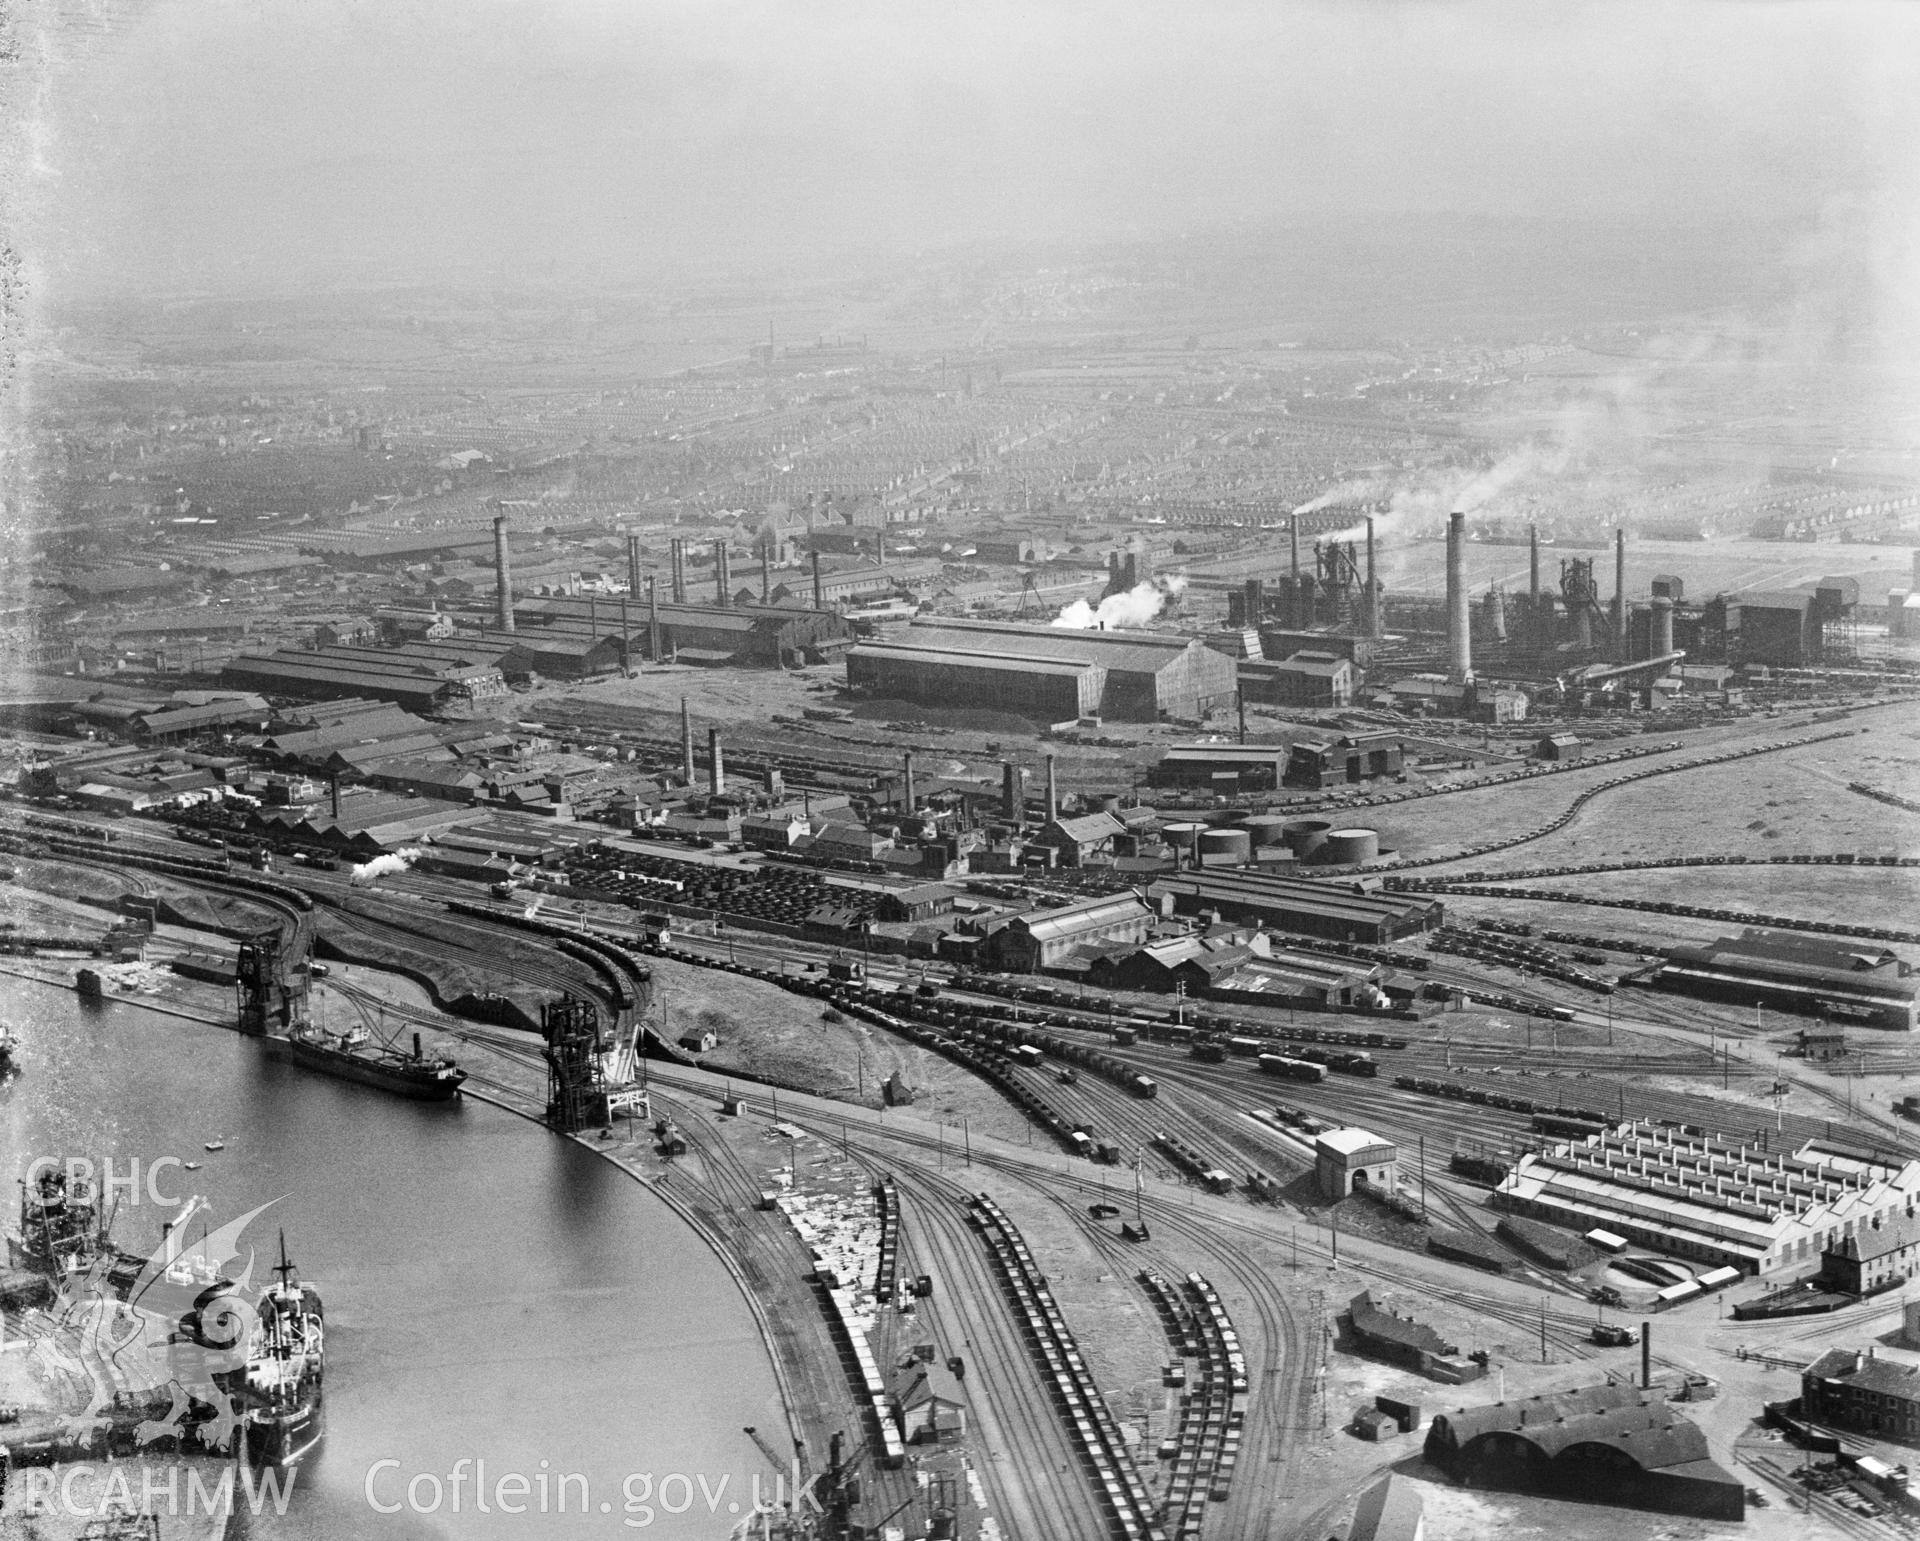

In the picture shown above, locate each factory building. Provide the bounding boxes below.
[1729,591,1820,667]
[1494,1122,1920,1278]
[1650,930,1918,1031]
[982,893,1154,972]
[847,618,1238,723]
[1148,870,1440,944]
[1029,813,1127,867]
[513,595,849,667]
[1285,733,1405,789]
[847,644,1099,721]
[1150,744,1292,792]
[1423,1386,1743,1521]
[1802,1349,1920,1444]
[222,651,466,715]
[1237,651,1356,708]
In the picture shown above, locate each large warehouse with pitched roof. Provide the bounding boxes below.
[846,617,1237,722]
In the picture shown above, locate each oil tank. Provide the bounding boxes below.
[1282,819,1332,861]
[1160,821,1207,857]
[1320,828,1380,865]
[1244,814,1290,848]
[1198,828,1252,864]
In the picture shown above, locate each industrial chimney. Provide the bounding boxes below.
[648,576,662,663]
[708,727,726,795]
[1652,595,1675,659]
[1528,524,1540,603]
[680,697,695,783]
[761,536,772,603]
[627,534,642,598]
[1365,516,1381,638]
[1613,528,1628,657]
[1446,509,1473,684]
[811,550,824,611]
[493,514,515,633]
[670,538,687,603]
[714,540,731,607]
[902,751,916,812]
[1045,755,1058,823]
[1002,762,1022,823]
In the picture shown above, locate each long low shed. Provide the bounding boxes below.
[1148,870,1442,943]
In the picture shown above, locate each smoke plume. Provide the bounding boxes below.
[1052,575,1187,630]
[350,848,422,886]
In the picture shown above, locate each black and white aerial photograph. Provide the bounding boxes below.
[0,2,1917,1537]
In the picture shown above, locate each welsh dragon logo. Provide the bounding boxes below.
[34,1197,280,1453]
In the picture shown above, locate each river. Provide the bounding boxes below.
[0,974,786,1539]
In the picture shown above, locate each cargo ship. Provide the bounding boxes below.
[272,1023,467,1101]
[241,1232,326,1468]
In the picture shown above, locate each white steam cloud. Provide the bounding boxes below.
[1053,575,1188,630]
[350,848,422,886]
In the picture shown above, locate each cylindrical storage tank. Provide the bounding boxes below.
[1282,819,1332,861]
[1320,828,1380,865]
[1097,794,1123,815]
[1198,828,1253,864]
[1203,809,1249,828]
[1244,815,1290,848]
[1160,821,1207,856]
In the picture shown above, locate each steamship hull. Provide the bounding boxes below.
[268,1036,467,1100]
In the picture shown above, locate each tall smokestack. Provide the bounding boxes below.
[811,550,824,610]
[902,751,916,812]
[329,775,341,820]
[589,594,598,641]
[670,538,686,603]
[1652,595,1674,659]
[1613,527,1627,657]
[1290,513,1300,581]
[715,540,730,606]
[1447,510,1473,684]
[1045,755,1058,823]
[648,577,661,662]
[1365,516,1380,638]
[627,534,642,598]
[708,727,725,795]
[1486,587,1506,643]
[1528,524,1540,602]
[493,514,515,633]
[619,597,630,674]
[1641,1321,1652,1389]
[761,536,772,602]
[1002,762,1022,823]
[680,697,694,783]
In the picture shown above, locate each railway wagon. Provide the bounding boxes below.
[1012,1044,1044,1068]
[1128,1075,1159,1099]
[1256,1053,1327,1083]
[1226,1036,1266,1058]
[1190,1041,1228,1063]
[1531,1113,1611,1140]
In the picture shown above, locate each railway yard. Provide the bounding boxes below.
[0,688,1914,1541]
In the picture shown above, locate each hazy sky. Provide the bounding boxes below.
[6,0,1919,297]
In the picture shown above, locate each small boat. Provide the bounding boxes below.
[204,1141,225,1152]
[182,1161,202,1171]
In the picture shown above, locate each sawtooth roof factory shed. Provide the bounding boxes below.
[1651,929,1918,1031]
[847,617,1237,723]
[1494,1121,1920,1278]
[512,595,849,667]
